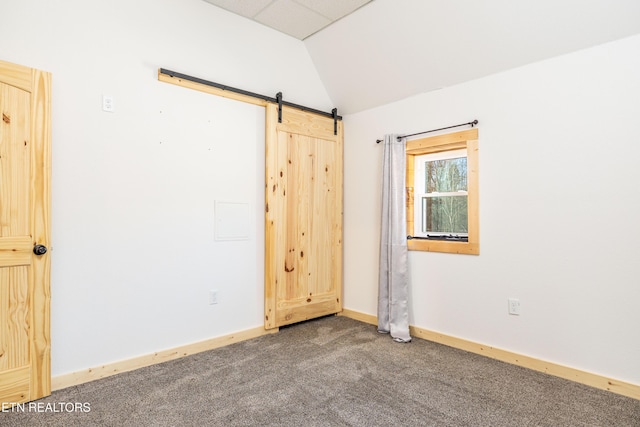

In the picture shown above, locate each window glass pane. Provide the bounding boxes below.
[424,157,467,193]
[422,195,468,234]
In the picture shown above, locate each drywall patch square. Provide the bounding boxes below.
[215,201,250,241]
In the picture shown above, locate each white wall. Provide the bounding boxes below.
[343,34,640,384]
[1,0,332,376]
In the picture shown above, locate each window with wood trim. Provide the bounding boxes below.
[406,128,479,255]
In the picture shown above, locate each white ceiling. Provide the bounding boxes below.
[202,0,373,40]
[202,0,640,114]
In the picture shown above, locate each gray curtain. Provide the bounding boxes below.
[378,134,411,343]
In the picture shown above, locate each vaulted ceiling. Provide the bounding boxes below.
[203,0,640,114]
[202,0,373,40]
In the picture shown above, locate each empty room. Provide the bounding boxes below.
[1,0,639,425]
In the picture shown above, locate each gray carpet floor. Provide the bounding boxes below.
[2,316,639,426]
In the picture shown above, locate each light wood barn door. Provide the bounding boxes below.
[265,104,343,329]
[0,60,51,405]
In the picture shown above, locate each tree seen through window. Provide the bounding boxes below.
[422,155,468,235]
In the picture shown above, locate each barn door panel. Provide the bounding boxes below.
[265,105,342,329]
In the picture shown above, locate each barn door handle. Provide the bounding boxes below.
[33,244,48,255]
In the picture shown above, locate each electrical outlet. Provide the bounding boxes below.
[508,298,521,315]
[102,95,114,112]
[209,290,218,305]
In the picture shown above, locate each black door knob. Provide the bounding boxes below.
[33,244,47,255]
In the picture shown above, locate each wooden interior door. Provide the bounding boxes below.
[0,60,51,405]
[265,104,343,329]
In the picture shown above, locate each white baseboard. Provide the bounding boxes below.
[339,308,639,401]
